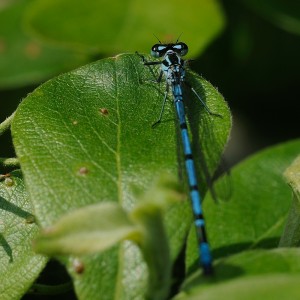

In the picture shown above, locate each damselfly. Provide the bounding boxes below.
[137,40,221,275]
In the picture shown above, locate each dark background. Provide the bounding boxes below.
[197,2,300,165]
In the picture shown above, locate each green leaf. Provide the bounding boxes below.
[35,176,184,300]
[129,177,186,300]
[0,170,47,300]
[213,248,300,279]
[175,273,300,300]
[279,155,300,247]
[34,202,139,255]
[11,53,231,299]
[186,139,300,272]
[179,248,300,298]
[24,0,225,57]
[0,0,88,89]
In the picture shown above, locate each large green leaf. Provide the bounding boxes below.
[34,202,139,255]
[24,0,225,57]
[186,139,300,272]
[11,53,231,299]
[0,170,47,300]
[0,0,88,89]
[175,273,300,300]
[184,140,300,299]
[210,140,300,253]
[177,248,300,299]
[34,177,185,300]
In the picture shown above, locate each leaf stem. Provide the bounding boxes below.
[0,111,15,136]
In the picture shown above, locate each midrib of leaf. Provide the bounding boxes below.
[114,56,126,300]
[249,214,288,249]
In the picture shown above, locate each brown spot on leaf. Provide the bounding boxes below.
[73,258,84,274]
[99,108,109,116]
[78,167,89,175]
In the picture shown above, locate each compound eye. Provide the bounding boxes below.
[151,44,166,58]
[173,42,188,56]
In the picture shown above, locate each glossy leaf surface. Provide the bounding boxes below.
[11,53,231,299]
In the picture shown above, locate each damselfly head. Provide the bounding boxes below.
[151,42,189,58]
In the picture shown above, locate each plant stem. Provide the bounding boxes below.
[0,111,15,136]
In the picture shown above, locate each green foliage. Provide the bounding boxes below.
[24,0,224,56]
[35,177,185,300]
[2,51,299,300]
[206,140,299,262]
[1,0,300,299]
[9,53,230,299]
[34,202,140,255]
[175,273,300,300]
[182,140,300,298]
[0,0,88,89]
[0,170,47,300]
[0,0,225,89]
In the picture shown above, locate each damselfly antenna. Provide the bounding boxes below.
[152,33,162,44]
[175,32,183,43]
